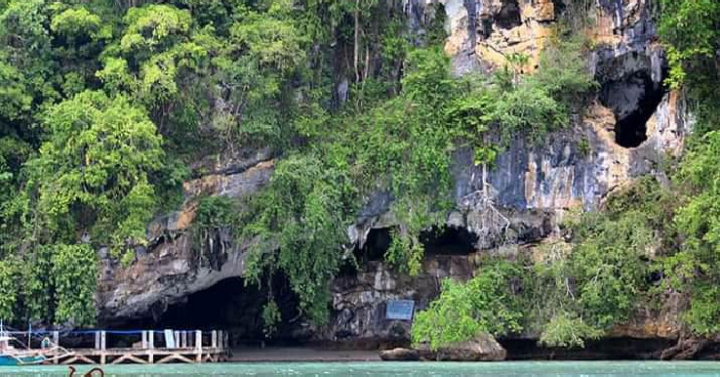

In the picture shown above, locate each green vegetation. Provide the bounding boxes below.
[657,0,720,337]
[241,35,596,324]
[411,0,720,350]
[192,195,237,254]
[0,0,598,328]
[0,0,716,348]
[0,0,310,326]
[411,258,523,350]
[658,0,720,88]
[51,244,97,326]
[413,178,673,349]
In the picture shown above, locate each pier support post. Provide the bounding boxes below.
[142,331,148,349]
[149,331,155,364]
[211,331,217,349]
[100,331,107,364]
[94,332,100,350]
[195,330,202,362]
[53,331,59,364]
[181,331,187,348]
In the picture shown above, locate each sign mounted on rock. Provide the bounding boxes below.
[386,300,415,321]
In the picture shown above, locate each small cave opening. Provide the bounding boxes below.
[124,275,303,347]
[361,228,392,262]
[599,66,667,148]
[420,226,478,255]
[496,0,522,30]
[356,225,478,264]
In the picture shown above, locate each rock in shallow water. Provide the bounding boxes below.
[381,334,506,361]
[380,348,420,361]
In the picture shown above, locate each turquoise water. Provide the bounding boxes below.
[3,362,720,377]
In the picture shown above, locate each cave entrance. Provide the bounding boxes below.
[360,228,392,262]
[129,275,302,347]
[356,225,478,265]
[598,57,667,148]
[496,0,522,29]
[421,226,478,255]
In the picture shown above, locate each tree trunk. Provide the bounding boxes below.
[354,0,361,83]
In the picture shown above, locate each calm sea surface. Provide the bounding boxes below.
[2,362,720,377]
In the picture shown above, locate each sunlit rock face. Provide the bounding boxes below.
[96,150,274,324]
[340,0,690,343]
[97,0,690,348]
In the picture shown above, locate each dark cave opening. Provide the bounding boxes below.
[599,62,667,148]
[496,0,522,29]
[420,226,478,255]
[126,275,303,347]
[358,226,478,262]
[361,228,392,262]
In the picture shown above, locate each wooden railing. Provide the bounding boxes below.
[46,329,230,365]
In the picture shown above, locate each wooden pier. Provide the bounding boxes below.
[46,330,230,365]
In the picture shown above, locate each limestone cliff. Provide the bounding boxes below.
[96,0,693,356]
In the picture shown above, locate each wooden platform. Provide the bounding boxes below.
[55,347,228,365]
[46,330,229,365]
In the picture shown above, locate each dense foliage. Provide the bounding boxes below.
[0,0,597,329]
[413,0,720,350]
[0,0,313,326]
[411,258,523,350]
[657,0,720,337]
[412,178,670,349]
[0,0,717,349]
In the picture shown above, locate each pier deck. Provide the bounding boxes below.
[44,330,230,365]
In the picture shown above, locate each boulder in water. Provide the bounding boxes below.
[416,333,507,361]
[379,348,420,361]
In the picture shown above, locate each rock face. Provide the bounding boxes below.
[316,255,476,342]
[96,149,274,323]
[380,347,420,361]
[96,0,691,354]
[380,334,507,361]
[416,334,507,361]
[332,0,690,345]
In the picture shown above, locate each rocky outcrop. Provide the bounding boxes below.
[350,0,687,250]
[380,347,420,361]
[417,334,507,361]
[380,334,506,361]
[316,255,476,342]
[96,150,274,323]
[96,0,692,353]
[338,0,691,345]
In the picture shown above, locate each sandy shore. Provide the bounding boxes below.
[229,346,382,362]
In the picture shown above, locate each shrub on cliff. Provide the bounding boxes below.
[411,258,523,350]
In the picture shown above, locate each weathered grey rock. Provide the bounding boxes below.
[380,347,420,361]
[416,334,507,361]
[314,259,467,341]
[96,0,690,349]
[96,154,274,323]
